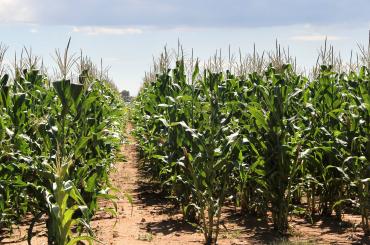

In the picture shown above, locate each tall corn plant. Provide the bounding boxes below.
[134,43,370,239]
[179,68,238,244]
[133,60,239,244]
[298,65,351,219]
[0,44,124,244]
[343,66,370,233]
[246,64,304,233]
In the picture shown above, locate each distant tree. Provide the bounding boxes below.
[120,89,132,102]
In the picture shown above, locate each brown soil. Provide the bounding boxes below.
[1,123,369,245]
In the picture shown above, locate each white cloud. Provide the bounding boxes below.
[0,0,35,23]
[0,1,369,29]
[72,26,143,35]
[290,35,345,41]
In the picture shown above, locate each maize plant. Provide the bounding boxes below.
[134,45,370,243]
[0,45,125,244]
[343,66,370,233]
[133,60,240,243]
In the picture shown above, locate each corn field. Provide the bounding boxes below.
[0,42,125,244]
[133,43,370,244]
[0,38,369,245]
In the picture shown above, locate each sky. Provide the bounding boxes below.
[0,0,369,95]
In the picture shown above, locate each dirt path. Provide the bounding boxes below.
[1,123,369,244]
[92,123,205,244]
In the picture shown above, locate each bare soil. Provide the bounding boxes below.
[1,124,369,245]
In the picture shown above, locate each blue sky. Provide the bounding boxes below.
[0,0,369,95]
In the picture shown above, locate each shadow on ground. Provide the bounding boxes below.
[133,165,369,245]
